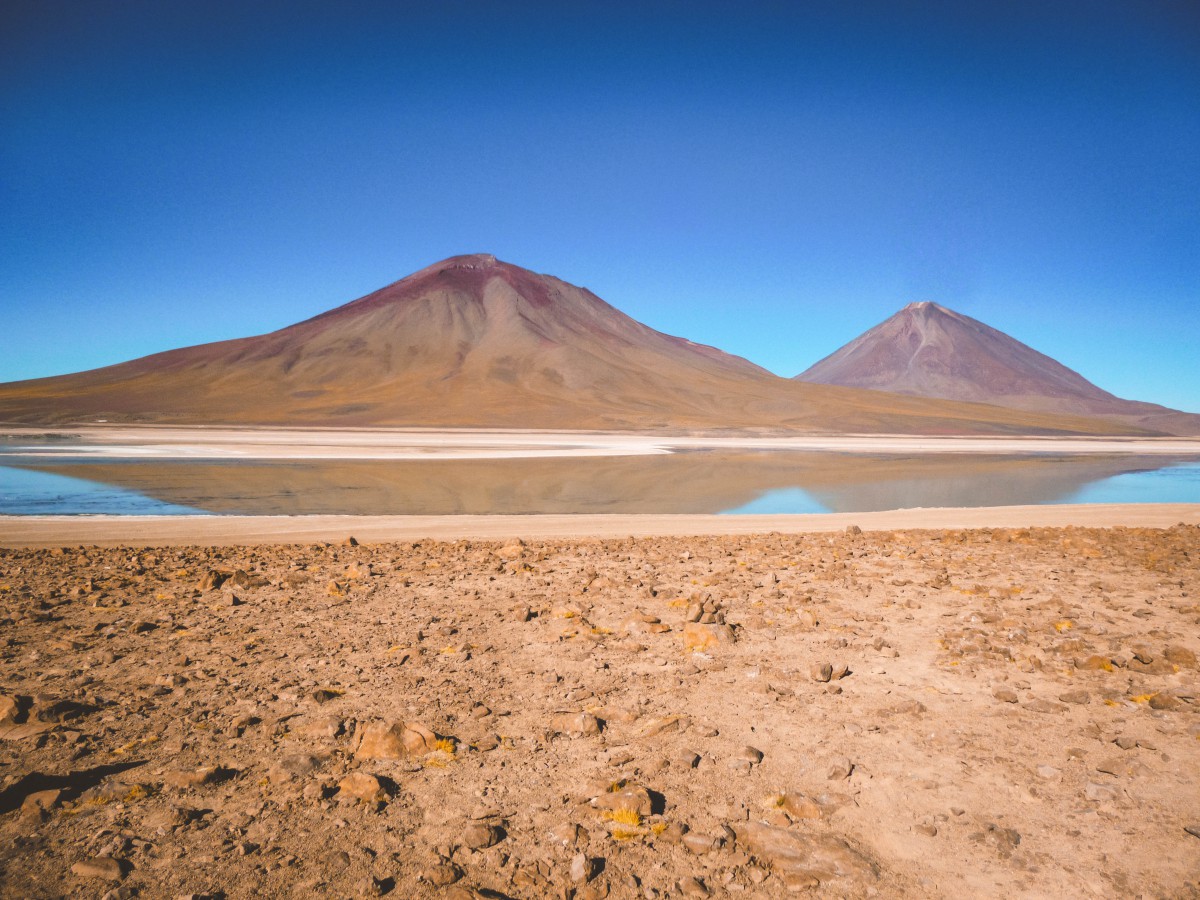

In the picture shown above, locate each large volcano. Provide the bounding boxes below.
[0,257,1154,434]
[797,301,1200,435]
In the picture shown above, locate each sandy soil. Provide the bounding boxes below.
[1,504,1199,548]
[5,426,1200,460]
[1,524,1199,898]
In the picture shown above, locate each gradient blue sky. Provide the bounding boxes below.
[3,1,1198,411]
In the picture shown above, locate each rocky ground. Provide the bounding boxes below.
[1,526,1198,899]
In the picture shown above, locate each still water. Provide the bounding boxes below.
[2,452,1199,516]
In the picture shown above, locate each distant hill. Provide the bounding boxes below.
[0,256,1155,435]
[797,301,1200,435]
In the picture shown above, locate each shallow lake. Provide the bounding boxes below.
[2,450,1199,516]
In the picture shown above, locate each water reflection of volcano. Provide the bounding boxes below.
[8,452,1200,516]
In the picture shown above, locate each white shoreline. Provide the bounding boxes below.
[2,504,1197,547]
[3,425,1200,460]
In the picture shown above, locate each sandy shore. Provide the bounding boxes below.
[5,425,1200,460]
[2,503,1198,547]
[1,525,1197,898]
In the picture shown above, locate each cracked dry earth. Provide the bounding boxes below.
[1,526,1199,899]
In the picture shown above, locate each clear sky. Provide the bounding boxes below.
[3,1,1198,411]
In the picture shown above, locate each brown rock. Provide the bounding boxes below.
[593,785,653,817]
[1164,645,1197,668]
[425,861,464,885]
[570,853,601,884]
[1148,693,1180,711]
[552,711,602,738]
[1059,690,1090,705]
[20,788,62,818]
[735,746,764,765]
[621,610,670,635]
[163,766,226,789]
[811,663,833,683]
[826,758,854,780]
[733,821,878,885]
[71,857,126,881]
[338,772,388,802]
[682,622,735,652]
[355,720,442,759]
[1074,655,1114,672]
[0,694,23,723]
[992,688,1019,703]
[461,822,504,849]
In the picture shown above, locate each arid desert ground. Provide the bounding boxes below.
[2,523,1198,899]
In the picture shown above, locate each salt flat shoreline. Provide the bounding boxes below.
[3,425,1200,460]
[2,503,1198,547]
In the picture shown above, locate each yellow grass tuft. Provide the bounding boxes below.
[604,808,642,827]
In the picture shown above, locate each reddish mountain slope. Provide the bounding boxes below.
[0,258,1150,434]
[797,302,1200,435]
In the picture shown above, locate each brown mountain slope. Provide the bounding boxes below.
[797,301,1200,435]
[0,256,1153,434]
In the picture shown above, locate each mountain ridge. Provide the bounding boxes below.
[0,256,1175,435]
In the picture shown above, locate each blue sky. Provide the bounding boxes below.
[3,1,1198,411]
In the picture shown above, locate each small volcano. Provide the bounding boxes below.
[797,301,1200,435]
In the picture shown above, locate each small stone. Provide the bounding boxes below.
[552,711,602,737]
[274,753,324,778]
[682,831,726,854]
[163,766,226,789]
[355,720,442,759]
[1164,645,1197,669]
[810,663,833,683]
[198,570,230,592]
[461,822,503,849]
[570,853,601,884]
[20,788,61,819]
[845,525,862,536]
[735,746,764,765]
[0,694,21,723]
[425,861,464,885]
[1084,782,1119,802]
[682,622,735,652]
[1184,825,1200,840]
[1114,736,1137,750]
[1022,698,1068,714]
[592,785,653,817]
[312,688,341,704]
[1148,693,1180,711]
[679,875,712,896]
[71,857,126,881]
[992,688,1019,704]
[1058,690,1090,705]
[338,772,388,803]
[676,750,701,769]
[551,822,585,846]
[914,823,938,837]
[1035,765,1060,780]
[826,758,854,780]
